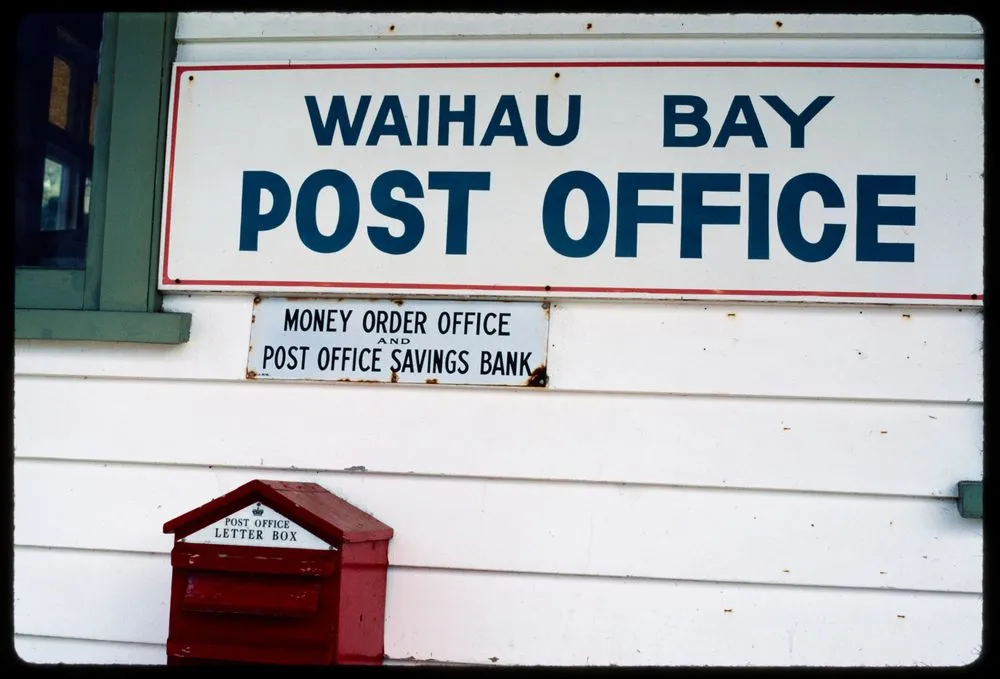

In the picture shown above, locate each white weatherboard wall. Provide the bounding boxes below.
[14,13,984,667]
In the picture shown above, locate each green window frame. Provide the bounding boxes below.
[15,13,191,344]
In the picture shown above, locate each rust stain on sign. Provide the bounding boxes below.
[526,365,548,387]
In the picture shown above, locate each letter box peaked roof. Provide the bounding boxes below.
[163,479,393,544]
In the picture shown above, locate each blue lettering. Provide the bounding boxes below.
[761,95,834,149]
[481,95,528,146]
[542,171,610,258]
[368,170,424,255]
[713,96,767,148]
[416,95,430,146]
[304,95,371,146]
[747,173,770,260]
[366,95,412,146]
[295,170,360,254]
[663,95,711,147]
[427,172,491,254]
[615,173,674,257]
[536,94,581,146]
[777,173,846,263]
[438,95,476,146]
[680,173,741,259]
[239,171,291,251]
[856,175,916,263]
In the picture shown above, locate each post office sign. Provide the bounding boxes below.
[161,59,983,305]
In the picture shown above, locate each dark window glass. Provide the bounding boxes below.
[16,13,103,269]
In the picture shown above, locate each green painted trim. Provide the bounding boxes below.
[15,270,86,310]
[83,12,119,310]
[15,309,192,344]
[99,12,170,312]
[957,481,983,520]
[147,13,177,311]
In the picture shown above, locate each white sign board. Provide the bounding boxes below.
[161,59,983,305]
[180,502,333,550]
[247,298,550,387]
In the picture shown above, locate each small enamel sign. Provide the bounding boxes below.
[179,501,335,550]
[247,297,550,387]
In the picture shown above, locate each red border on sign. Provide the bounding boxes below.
[161,61,985,302]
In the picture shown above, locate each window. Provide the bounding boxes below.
[16,14,100,269]
[14,13,191,344]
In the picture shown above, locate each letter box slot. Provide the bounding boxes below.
[183,573,321,617]
[172,548,335,576]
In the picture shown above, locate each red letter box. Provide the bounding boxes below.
[162,479,393,665]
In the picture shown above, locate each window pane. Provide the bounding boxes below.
[48,57,71,129]
[41,157,68,231]
[84,176,92,218]
[15,12,103,269]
